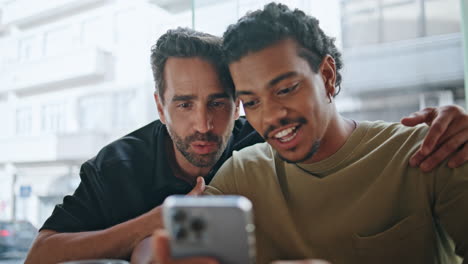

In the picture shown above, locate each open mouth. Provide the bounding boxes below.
[273,126,299,143]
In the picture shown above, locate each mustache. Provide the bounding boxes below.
[263,117,307,139]
[186,132,221,144]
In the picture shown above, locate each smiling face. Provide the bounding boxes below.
[156,57,239,169]
[229,39,338,163]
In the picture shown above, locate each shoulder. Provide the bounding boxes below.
[229,142,275,171]
[361,120,428,146]
[89,120,164,170]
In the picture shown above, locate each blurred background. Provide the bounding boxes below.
[0,0,466,261]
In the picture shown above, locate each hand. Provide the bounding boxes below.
[271,260,331,264]
[187,177,206,196]
[153,229,218,264]
[401,105,468,172]
[149,177,206,238]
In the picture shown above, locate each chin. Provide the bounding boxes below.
[277,141,320,164]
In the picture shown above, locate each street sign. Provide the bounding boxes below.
[20,185,32,198]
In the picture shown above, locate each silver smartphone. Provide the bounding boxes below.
[162,195,256,264]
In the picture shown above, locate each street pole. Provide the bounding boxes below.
[192,0,195,29]
[461,0,468,110]
[11,173,16,221]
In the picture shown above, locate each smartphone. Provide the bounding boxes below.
[162,195,256,264]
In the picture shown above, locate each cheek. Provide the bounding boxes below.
[244,111,263,134]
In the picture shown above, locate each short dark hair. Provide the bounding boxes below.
[223,2,343,96]
[150,27,234,102]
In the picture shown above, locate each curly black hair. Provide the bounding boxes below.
[150,27,235,102]
[223,2,343,96]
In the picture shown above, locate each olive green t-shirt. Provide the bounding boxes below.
[205,121,468,264]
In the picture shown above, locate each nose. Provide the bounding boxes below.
[192,106,213,134]
[262,99,287,128]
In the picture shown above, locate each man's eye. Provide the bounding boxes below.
[209,101,225,108]
[177,102,192,108]
[277,83,299,95]
[242,100,258,109]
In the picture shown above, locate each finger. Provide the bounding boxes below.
[409,150,426,168]
[435,115,468,145]
[187,177,206,196]
[153,230,219,264]
[448,143,468,168]
[416,117,466,163]
[400,108,435,127]
[419,113,452,156]
[419,131,468,172]
[153,229,171,264]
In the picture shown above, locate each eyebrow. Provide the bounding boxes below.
[235,71,299,97]
[268,71,298,87]
[172,95,196,102]
[208,93,230,100]
[171,93,229,102]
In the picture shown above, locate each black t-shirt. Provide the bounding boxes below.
[41,118,262,232]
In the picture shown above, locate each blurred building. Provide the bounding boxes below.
[338,0,465,121]
[0,0,194,226]
[0,0,331,227]
[0,0,464,228]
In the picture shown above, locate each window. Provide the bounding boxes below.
[381,0,420,42]
[16,107,32,136]
[113,90,135,129]
[18,36,40,62]
[78,94,112,131]
[41,103,66,134]
[114,9,137,45]
[342,0,380,47]
[44,26,74,56]
[81,16,112,48]
[425,0,461,36]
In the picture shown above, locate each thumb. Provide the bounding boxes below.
[187,177,206,196]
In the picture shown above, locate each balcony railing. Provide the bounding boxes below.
[1,0,109,27]
[0,132,110,163]
[0,47,113,94]
[341,33,464,95]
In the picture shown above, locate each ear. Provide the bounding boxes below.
[234,98,241,120]
[154,92,167,124]
[320,55,337,97]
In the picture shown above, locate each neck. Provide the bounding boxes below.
[166,137,212,185]
[304,113,356,164]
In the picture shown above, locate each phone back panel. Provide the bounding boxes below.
[163,195,255,264]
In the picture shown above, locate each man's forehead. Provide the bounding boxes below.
[164,57,226,97]
[229,40,310,88]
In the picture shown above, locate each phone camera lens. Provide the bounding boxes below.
[175,226,188,240]
[173,210,186,222]
[190,218,205,232]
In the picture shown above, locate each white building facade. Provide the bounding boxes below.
[0,0,328,228]
[0,0,187,227]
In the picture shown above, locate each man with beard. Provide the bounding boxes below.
[148,3,468,264]
[25,28,262,264]
[27,26,468,263]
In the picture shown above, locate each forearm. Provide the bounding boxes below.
[25,207,163,264]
